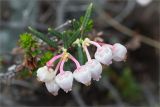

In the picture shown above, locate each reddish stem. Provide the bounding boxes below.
[69,54,81,69]
[46,54,62,67]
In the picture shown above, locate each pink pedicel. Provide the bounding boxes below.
[83,45,91,61]
[68,54,81,69]
[59,59,65,74]
[46,54,62,67]
[88,40,101,48]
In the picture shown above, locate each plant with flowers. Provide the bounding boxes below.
[18,3,127,96]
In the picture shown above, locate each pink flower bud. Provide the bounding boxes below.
[55,71,73,93]
[112,43,127,61]
[95,45,112,65]
[73,65,91,86]
[45,80,60,96]
[85,59,102,81]
[37,66,55,82]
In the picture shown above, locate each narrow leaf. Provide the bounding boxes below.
[77,45,86,64]
[81,3,93,31]
[48,28,63,39]
[67,29,81,48]
[28,27,57,48]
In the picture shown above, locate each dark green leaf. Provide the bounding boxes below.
[28,27,57,48]
[67,29,81,48]
[81,3,93,31]
[72,19,80,30]
[48,28,63,39]
[38,51,54,66]
[77,45,86,64]
[19,33,37,50]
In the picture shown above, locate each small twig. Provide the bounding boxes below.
[55,20,72,31]
[0,64,23,80]
[0,94,22,107]
[0,79,36,90]
[141,85,157,107]
[0,21,49,30]
[99,77,125,107]
[94,1,160,50]
[65,5,88,12]
[72,84,86,107]
[56,0,70,27]
[22,0,36,23]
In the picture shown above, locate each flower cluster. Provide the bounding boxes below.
[36,38,127,96]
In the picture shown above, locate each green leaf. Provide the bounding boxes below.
[67,29,81,48]
[72,19,80,30]
[77,45,86,64]
[28,27,57,48]
[62,32,68,48]
[80,16,93,33]
[38,51,54,66]
[31,49,41,57]
[72,17,93,33]
[48,28,63,39]
[119,67,142,102]
[80,3,93,32]
[19,33,37,50]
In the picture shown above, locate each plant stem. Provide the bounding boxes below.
[88,40,101,48]
[55,60,62,74]
[69,54,81,69]
[83,45,91,61]
[46,54,62,67]
[60,59,65,74]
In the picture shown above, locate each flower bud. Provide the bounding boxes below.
[73,65,91,86]
[112,43,127,61]
[95,46,112,65]
[86,59,102,81]
[55,71,73,93]
[45,80,60,96]
[37,66,55,82]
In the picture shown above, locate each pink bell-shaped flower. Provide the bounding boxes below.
[55,59,73,93]
[94,45,113,65]
[55,71,73,93]
[37,66,55,82]
[85,59,102,81]
[45,80,60,96]
[73,65,91,86]
[112,43,127,61]
[84,38,113,65]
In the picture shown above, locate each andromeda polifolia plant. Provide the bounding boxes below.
[18,3,127,96]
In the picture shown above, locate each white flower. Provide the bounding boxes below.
[55,71,73,93]
[73,65,91,86]
[85,59,102,81]
[112,43,127,61]
[94,45,112,65]
[45,80,60,96]
[37,66,55,82]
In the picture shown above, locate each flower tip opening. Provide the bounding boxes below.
[52,92,58,96]
[85,81,91,86]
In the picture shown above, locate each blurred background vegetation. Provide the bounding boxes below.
[0,0,159,107]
